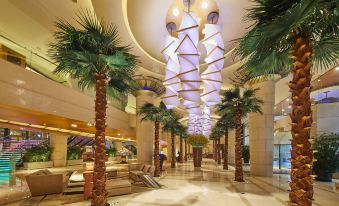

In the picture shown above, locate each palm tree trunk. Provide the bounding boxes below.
[223,128,229,170]
[288,35,313,206]
[217,138,221,165]
[171,131,176,168]
[234,110,244,182]
[154,121,160,177]
[179,137,183,163]
[213,139,217,162]
[92,73,108,206]
[184,139,188,162]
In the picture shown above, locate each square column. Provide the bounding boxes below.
[248,80,275,177]
[135,90,155,165]
[50,134,68,167]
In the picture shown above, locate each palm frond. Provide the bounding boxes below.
[49,10,137,89]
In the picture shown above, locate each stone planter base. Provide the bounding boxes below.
[67,159,83,166]
[23,161,53,170]
[193,147,202,167]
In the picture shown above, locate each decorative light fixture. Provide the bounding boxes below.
[163,1,224,136]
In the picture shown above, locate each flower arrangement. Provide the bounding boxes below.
[117,147,130,156]
[187,134,209,147]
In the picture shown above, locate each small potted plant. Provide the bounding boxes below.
[313,133,339,182]
[187,134,209,167]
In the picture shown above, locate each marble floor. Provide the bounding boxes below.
[3,160,339,206]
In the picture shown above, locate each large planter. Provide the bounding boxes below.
[192,147,203,167]
[23,161,53,170]
[315,171,333,182]
[67,159,83,166]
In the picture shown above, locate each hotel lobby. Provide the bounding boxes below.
[0,0,338,206]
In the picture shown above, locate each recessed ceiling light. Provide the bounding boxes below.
[317,79,321,82]
[202,1,208,9]
[71,124,77,128]
[173,8,179,17]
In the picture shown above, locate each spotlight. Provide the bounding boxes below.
[173,8,179,17]
[71,124,77,128]
[202,1,208,9]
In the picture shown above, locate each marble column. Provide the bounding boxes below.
[135,90,155,165]
[228,130,235,165]
[248,80,275,177]
[50,134,68,167]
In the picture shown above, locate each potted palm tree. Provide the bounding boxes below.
[313,133,339,182]
[213,114,235,170]
[187,134,209,167]
[162,111,181,168]
[235,1,338,204]
[210,124,223,165]
[218,87,263,182]
[176,124,188,163]
[49,11,137,206]
[138,101,173,176]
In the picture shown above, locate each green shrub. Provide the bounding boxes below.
[106,147,117,157]
[24,145,52,162]
[67,146,83,160]
[187,134,209,147]
[313,133,339,176]
[242,145,250,163]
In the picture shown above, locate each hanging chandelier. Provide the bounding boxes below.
[163,0,224,135]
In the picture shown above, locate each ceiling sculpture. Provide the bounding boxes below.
[162,0,225,136]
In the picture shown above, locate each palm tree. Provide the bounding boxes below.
[210,124,223,165]
[235,1,338,204]
[49,11,137,206]
[162,111,180,168]
[138,102,171,177]
[176,124,188,163]
[215,114,235,170]
[218,87,263,182]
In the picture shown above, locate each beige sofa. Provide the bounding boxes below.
[25,170,69,196]
[128,164,155,182]
[107,179,132,196]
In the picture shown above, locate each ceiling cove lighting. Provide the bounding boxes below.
[162,5,224,135]
[0,118,134,141]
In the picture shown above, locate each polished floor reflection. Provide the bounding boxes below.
[4,160,339,206]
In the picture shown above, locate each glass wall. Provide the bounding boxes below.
[273,144,291,170]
